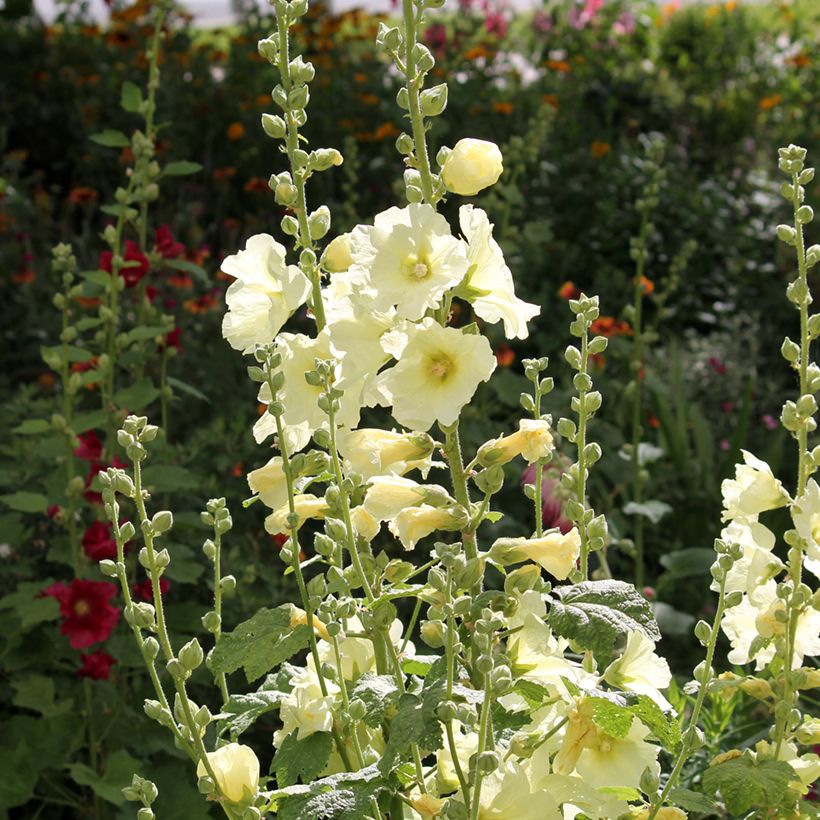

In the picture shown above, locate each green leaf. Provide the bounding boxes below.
[667,788,718,813]
[164,257,209,282]
[399,654,439,676]
[211,607,312,682]
[114,378,160,411]
[0,491,48,513]
[162,542,203,583]
[141,465,198,492]
[702,755,795,815]
[123,325,170,344]
[90,129,130,148]
[41,343,94,365]
[588,697,634,738]
[12,674,71,717]
[120,81,142,112]
[68,750,141,806]
[100,204,133,218]
[625,694,680,751]
[0,581,60,628]
[659,548,715,579]
[653,602,696,637]
[163,160,203,177]
[349,674,400,727]
[273,732,333,787]
[623,500,672,524]
[218,689,288,737]
[72,409,106,435]
[12,419,50,435]
[167,376,210,403]
[549,580,661,664]
[511,679,550,710]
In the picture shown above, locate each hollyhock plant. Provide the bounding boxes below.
[154,224,185,259]
[81,520,118,562]
[77,650,117,681]
[99,240,150,287]
[73,430,103,461]
[131,577,171,602]
[42,579,120,649]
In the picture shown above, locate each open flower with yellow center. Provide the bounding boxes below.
[790,477,820,578]
[221,234,310,353]
[348,204,468,320]
[374,319,496,431]
[196,743,260,804]
[721,450,789,522]
[246,456,288,509]
[490,528,581,580]
[711,519,783,596]
[362,474,454,521]
[441,138,504,197]
[264,493,329,535]
[477,418,554,466]
[274,666,339,746]
[457,205,540,340]
[388,504,466,550]
[337,428,436,479]
[722,581,820,669]
[603,631,672,709]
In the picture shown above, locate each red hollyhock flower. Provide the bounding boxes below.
[77,650,117,680]
[131,577,171,602]
[42,579,120,649]
[155,225,185,259]
[81,521,118,562]
[83,457,127,504]
[161,327,182,352]
[98,241,150,288]
[74,430,103,462]
[521,463,573,534]
[47,504,62,519]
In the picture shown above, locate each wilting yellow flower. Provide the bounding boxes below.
[337,428,436,479]
[388,504,466,550]
[322,233,354,273]
[246,456,287,509]
[289,604,331,640]
[196,743,259,803]
[264,494,329,535]
[721,450,788,522]
[363,475,453,521]
[441,138,504,196]
[490,529,581,580]
[477,419,554,466]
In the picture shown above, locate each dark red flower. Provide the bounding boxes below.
[83,457,127,504]
[42,579,120,649]
[161,327,182,352]
[98,241,149,288]
[707,356,728,375]
[47,504,62,519]
[81,521,118,562]
[77,650,117,680]
[74,430,103,462]
[155,225,185,259]
[131,577,170,602]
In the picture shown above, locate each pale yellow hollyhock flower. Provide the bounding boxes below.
[221,234,310,353]
[338,428,436,479]
[388,504,465,550]
[441,138,503,196]
[721,450,788,522]
[322,233,354,272]
[363,475,453,521]
[274,666,339,746]
[755,739,820,795]
[350,506,380,541]
[348,204,468,320]
[490,528,581,580]
[711,519,783,596]
[458,205,539,340]
[264,494,329,535]
[790,477,820,578]
[196,743,260,804]
[603,630,672,709]
[477,419,554,466]
[375,319,496,431]
[469,758,562,820]
[246,456,287,509]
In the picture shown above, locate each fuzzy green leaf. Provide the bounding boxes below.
[625,694,680,751]
[114,378,160,411]
[667,788,718,813]
[167,376,210,402]
[623,500,672,524]
[274,732,333,787]
[120,81,142,113]
[68,750,141,805]
[349,674,400,727]
[701,755,794,815]
[163,160,203,177]
[12,419,50,435]
[588,697,634,738]
[89,129,130,148]
[0,492,48,513]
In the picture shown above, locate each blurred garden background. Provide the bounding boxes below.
[0,0,818,815]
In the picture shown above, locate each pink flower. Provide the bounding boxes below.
[521,462,573,534]
[707,356,728,375]
[81,521,118,562]
[131,577,171,602]
[74,431,103,462]
[155,225,185,259]
[42,579,120,649]
[77,650,117,681]
[762,414,779,431]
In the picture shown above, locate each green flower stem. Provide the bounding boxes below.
[576,329,592,580]
[211,526,230,706]
[468,664,494,820]
[443,423,479,568]
[400,596,423,654]
[401,0,434,203]
[159,346,170,440]
[274,0,326,330]
[648,575,729,819]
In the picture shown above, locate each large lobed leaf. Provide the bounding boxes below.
[273,732,333,788]
[702,754,795,815]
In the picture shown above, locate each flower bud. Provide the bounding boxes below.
[441,138,503,196]
[196,744,260,804]
[420,84,448,117]
[308,206,331,240]
[322,233,354,273]
[179,638,204,672]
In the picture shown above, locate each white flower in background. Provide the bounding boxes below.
[721,581,820,670]
[527,768,629,820]
[363,475,453,521]
[246,456,288,510]
[603,631,672,709]
[313,617,406,681]
[375,320,496,431]
[337,428,437,479]
[348,204,469,320]
[490,528,581,580]
[712,519,783,596]
[274,666,339,746]
[441,138,504,197]
[388,504,466,550]
[754,739,820,795]
[721,450,788,522]
[196,743,260,804]
[436,724,479,794]
[791,477,820,578]
[458,205,540,340]
[470,757,562,820]
[264,494,329,535]
[322,232,354,272]
[221,234,310,353]
[477,418,554,466]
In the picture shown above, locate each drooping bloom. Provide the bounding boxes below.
[81,520,118,562]
[790,477,820,578]
[42,579,120,649]
[490,528,581,580]
[221,234,311,353]
[246,456,288,510]
[603,631,672,708]
[77,650,117,681]
[196,743,260,804]
[478,418,554,466]
[721,450,788,522]
[388,504,466,550]
[458,205,539,340]
[362,475,453,521]
[337,428,436,479]
[441,138,504,196]
[264,494,329,535]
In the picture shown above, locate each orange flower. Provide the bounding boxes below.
[74,295,102,309]
[68,187,98,206]
[591,141,611,158]
[244,176,270,193]
[38,372,56,390]
[493,101,513,115]
[231,462,244,477]
[758,94,782,110]
[542,93,559,109]
[638,275,654,295]
[646,412,660,429]
[183,293,219,314]
[213,166,237,182]
[227,122,246,141]
[590,316,632,338]
[787,53,811,68]
[464,46,488,61]
[558,281,581,300]
[725,0,737,10]
[353,72,368,84]
[372,121,399,141]
[168,273,193,289]
[359,93,380,106]
[257,403,268,416]
[545,59,571,73]
[12,269,35,284]
[495,344,515,368]
[255,93,270,106]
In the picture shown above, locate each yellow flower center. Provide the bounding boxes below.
[402,253,431,280]
[74,600,91,616]
[755,601,787,639]
[429,354,454,381]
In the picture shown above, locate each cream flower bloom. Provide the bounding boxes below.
[388,504,465,550]
[458,205,540,340]
[490,528,581,580]
[441,138,504,197]
[322,233,354,272]
[603,631,672,709]
[246,456,288,510]
[722,581,820,670]
[472,758,562,820]
[274,666,339,746]
[710,519,783,596]
[348,204,469,320]
[264,494,329,535]
[721,450,788,522]
[791,477,820,578]
[375,319,496,431]
[196,743,260,804]
[436,726,480,793]
[338,428,436,479]
[477,418,554,466]
[313,617,405,682]
[363,475,454,521]
[221,234,310,353]
[350,506,381,542]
